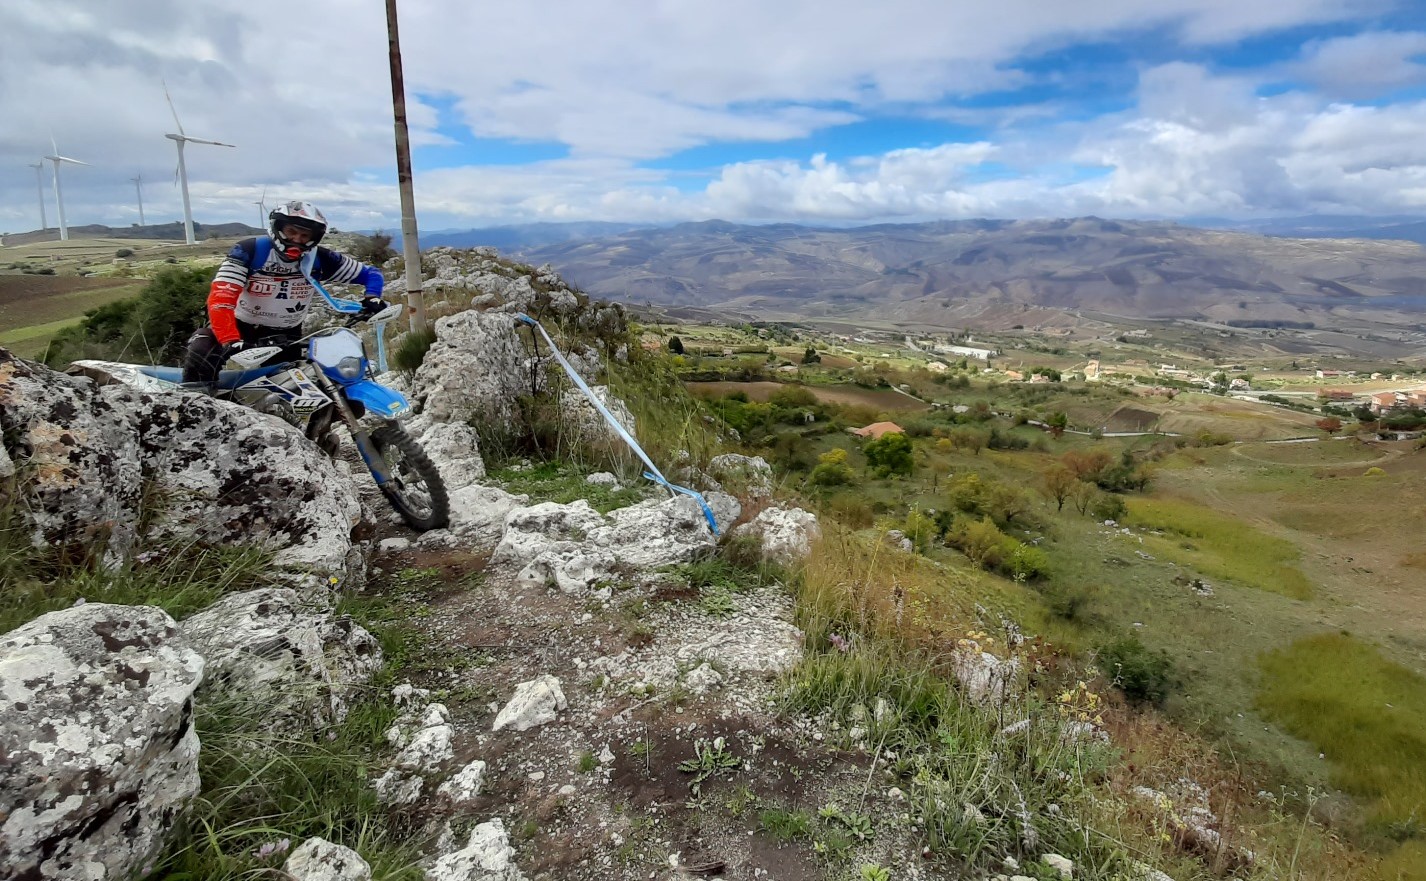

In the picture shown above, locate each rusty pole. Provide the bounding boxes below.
[385,0,428,334]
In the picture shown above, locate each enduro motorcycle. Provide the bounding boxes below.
[135,303,449,532]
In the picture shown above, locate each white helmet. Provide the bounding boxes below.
[268,200,328,258]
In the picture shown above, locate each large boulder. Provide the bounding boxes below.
[491,494,738,593]
[408,311,535,431]
[731,506,821,566]
[707,453,775,498]
[0,603,205,880]
[1,349,361,573]
[181,588,382,728]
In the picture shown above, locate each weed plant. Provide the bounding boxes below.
[391,327,437,377]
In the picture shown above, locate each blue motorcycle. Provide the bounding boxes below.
[135,302,449,532]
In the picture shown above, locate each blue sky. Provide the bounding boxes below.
[2,0,1425,231]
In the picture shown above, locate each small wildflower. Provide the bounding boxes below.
[829,633,850,653]
[253,838,291,859]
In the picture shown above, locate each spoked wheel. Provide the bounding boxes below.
[365,424,450,531]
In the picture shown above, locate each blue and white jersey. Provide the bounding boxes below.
[211,237,383,330]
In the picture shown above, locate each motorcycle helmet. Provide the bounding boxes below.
[268,200,328,259]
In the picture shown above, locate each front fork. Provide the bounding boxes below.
[313,372,393,487]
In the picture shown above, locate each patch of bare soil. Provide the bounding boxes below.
[362,537,936,881]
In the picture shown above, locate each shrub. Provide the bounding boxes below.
[45,265,210,366]
[391,327,437,377]
[809,448,856,487]
[863,432,913,477]
[115,248,134,258]
[1098,634,1173,704]
[1089,491,1127,522]
[348,230,396,264]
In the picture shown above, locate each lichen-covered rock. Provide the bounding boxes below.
[493,675,567,732]
[427,818,527,881]
[413,420,486,490]
[3,349,361,573]
[558,385,635,447]
[409,311,536,431]
[731,506,820,565]
[181,588,382,728]
[0,349,144,556]
[0,603,204,880]
[284,837,373,881]
[951,648,1022,706]
[491,495,731,593]
[436,760,488,804]
[707,453,774,498]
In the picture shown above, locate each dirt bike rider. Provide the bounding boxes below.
[183,200,387,384]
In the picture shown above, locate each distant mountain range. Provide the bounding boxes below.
[511,217,1426,331]
[1181,214,1426,245]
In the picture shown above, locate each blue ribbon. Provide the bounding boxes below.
[516,313,720,535]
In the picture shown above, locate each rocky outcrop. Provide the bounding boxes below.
[707,453,774,498]
[731,506,820,565]
[492,675,567,732]
[408,310,535,432]
[181,588,382,728]
[0,603,204,880]
[1,349,360,572]
[491,493,738,594]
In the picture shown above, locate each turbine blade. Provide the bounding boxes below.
[55,156,90,166]
[50,133,58,155]
[163,79,185,136]
[184,136,236,148]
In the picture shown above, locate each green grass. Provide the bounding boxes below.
[1258,633,1426,833]
[1126,496,1315,600]
[491,460,650,513]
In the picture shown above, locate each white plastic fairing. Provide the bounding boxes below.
[230,346,282,368]
[372,303,403,324]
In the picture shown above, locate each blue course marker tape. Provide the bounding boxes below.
[516,313,720,535]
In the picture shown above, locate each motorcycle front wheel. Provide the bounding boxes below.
[365,423,450,531]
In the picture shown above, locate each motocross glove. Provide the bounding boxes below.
[360,296,387,317]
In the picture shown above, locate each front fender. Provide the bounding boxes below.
[343,380,411,418]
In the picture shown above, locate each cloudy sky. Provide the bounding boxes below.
[2,0,1425,233]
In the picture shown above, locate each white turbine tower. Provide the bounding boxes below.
[253,185,267,229]
[131,175,146,227]
[163,83,235,245]
[44,137,90,242]
[27,161,47,232]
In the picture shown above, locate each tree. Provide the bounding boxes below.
[1042,464,1078,512]
[863,432,914,477]
[668,336,685,355]
[1046,411,1068,439]
[948,427,989,456]
[802,346,821,364]
[350,230,396,264]
[808,447,855,487]
[1316,416,1342,435]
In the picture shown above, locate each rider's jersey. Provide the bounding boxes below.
[206,237,384,343]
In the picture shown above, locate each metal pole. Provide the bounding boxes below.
[30,163,47,231]
[132,175,145,226]
[385,0,428,334]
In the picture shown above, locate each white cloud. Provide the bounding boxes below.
[1291,31,1426,98]
[1,0,1423,231]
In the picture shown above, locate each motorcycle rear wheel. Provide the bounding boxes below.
[366,424,450,531]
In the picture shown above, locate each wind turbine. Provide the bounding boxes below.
[44,137,90,242]
[163,82,235,245]
[27,162,47,232]
[253,185,267,229]
[131,175,146,226]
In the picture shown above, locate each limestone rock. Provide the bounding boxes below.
[3,350,361,573]
[284,837,373,881]
[427,818,526,881]
[409,310,535,432]
[1043,853,1074,878]
[414,420,487,490]
[0,603,204,881]
[951,648,1021,706]
[493,675,567,732]
[731,506,820,565]
[558,385,634,447]
[181,588,382,728]
[706,453,774,498]
[436,760,488,804]
[584,471,620,487]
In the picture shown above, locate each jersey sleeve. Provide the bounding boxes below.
[314,247,385,296]
[208,240,256,344]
